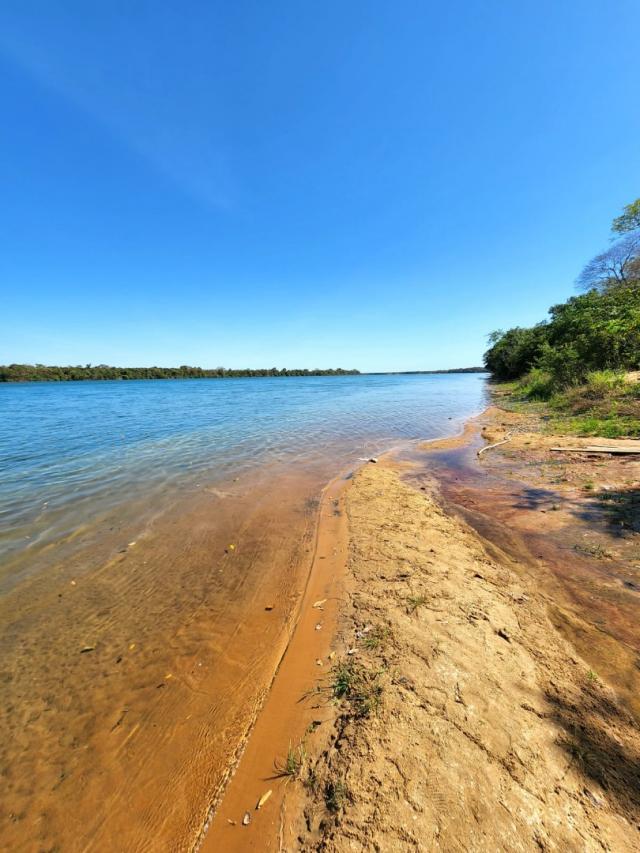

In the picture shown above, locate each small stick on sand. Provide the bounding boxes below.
[477,433,512,457]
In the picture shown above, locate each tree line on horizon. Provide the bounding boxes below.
[0,364,361,382]
[484,198,640,389]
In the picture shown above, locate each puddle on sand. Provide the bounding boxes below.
[401,432,640,719]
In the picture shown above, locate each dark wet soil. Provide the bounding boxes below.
[402,419,640,719]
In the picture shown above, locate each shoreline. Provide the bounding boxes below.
[203,404,640,850]
[200,473,350,850]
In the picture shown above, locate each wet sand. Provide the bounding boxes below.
[201,474,349,851]
[415,408,640,718]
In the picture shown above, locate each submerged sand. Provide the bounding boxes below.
[0,464,328,852]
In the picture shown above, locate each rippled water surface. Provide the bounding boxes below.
[1,373,487,570]
[1,373,488,851]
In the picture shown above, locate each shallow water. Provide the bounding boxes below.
[0,373,487,851]
[0,374,487,579]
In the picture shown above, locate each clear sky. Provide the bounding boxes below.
[1,1,639,372]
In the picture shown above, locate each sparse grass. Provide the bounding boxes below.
[362,624,392,651]
[573,542,612,560]
[587,669,599,683]
[405,594,428,615]
[304,765,319,793]
[330,659,383,718]
[325,778,348,813]
[274,740,307,779]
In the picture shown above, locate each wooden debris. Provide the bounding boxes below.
[550,446,640,455]
[256,789,272,810]
[478,433,512,457]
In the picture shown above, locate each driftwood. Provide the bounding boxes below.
[477,433,512,457]
[550,446,640,455]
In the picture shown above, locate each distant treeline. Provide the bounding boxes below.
[484,197,640,386]
[374,367,485,375]
[0,364,361,382]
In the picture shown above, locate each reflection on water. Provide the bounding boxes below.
[0,373,487,850]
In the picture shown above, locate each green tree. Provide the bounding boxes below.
[483,325,547,380]
[612,198,640,235]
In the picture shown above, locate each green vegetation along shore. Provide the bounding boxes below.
[0,365,361,382]
[0,365,486,382]
[484,198,640,438]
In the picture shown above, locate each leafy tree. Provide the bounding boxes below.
[484,285,640,384]
[612,198,640,235]
[483,325,547,380]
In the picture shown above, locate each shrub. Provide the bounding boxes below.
[517,368,556,401]
[582,370,626,398]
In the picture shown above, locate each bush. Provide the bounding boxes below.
[517,369,556,400]
[582,370,626,398]
[536,343,585,386]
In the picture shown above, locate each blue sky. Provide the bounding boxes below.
[1,1,639,372]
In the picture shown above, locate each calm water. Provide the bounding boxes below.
[0,373,487,574]
[1,372,488,851]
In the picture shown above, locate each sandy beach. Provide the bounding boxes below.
[206,406,640,851]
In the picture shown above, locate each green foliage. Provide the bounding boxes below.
[485,286,640,385]
[544,286,640,376]
[612,198,640,234]
[516,368,556,401]
[0,364,360,382]
[486,198,640,388]
[553,414,640,439]
[483,325,548,380]
[582,370,626,398]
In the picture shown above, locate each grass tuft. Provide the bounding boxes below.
[331,659,383,718]
[362,624,392,651]
[274,740,307,779]
[325,778,348,813]
[405,594,428,615]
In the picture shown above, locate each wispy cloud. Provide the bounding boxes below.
[0,5,236,209]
